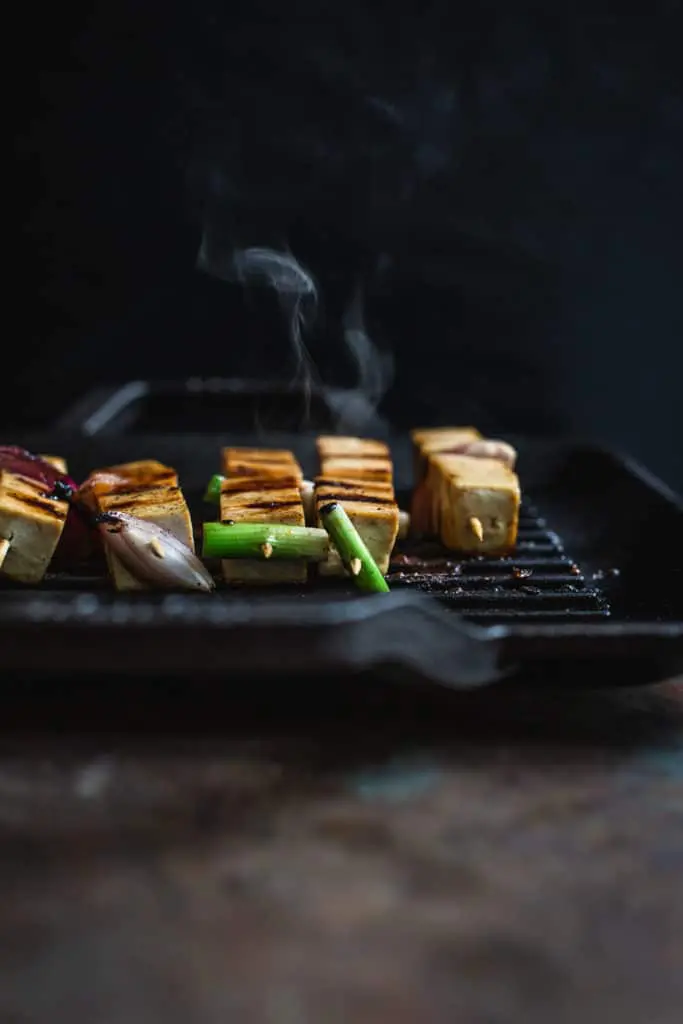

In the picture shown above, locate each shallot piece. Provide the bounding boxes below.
[96,513,215,592]
[456,440,517,470]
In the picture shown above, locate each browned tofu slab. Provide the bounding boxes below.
[219,476,306,584]
[84,461,194,590]
[316,436,390,461]
[221,448,303,483]
[432,454,520,555]
[410,428,482,536]
[0,470,69,583]
[318,456,393,486]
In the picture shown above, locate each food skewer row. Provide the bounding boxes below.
[314,436,399,577]
[78,460,195,590]
[411,427,521,554]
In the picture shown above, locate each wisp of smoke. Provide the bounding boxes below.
[197,240,321,412]
[198,237,392,433]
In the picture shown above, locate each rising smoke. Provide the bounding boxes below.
[197,236,392,433]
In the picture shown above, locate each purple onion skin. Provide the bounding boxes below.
[97,513,215,592]
[0,446,78,493]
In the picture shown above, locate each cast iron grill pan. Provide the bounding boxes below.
[0,380,681,689]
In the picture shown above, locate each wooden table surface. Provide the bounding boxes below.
[1,673,682,1024]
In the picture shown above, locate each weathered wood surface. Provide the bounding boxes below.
[1,675,682,1024]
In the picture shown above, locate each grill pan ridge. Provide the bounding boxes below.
[1,379,682,689]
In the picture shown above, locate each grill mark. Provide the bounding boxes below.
[313,489,393,501]
[321,452,389,460]
[243,499,302,510]
[315,478,392,491]
[221,477,300,493]
[225,452,298,464]
[323,468,393,481]
[6,493,68,520]
[104,489,184,512]
[102,481,175,497]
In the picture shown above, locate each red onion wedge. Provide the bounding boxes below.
[96,513,215,592]
[0,446,78,494]
[0,445,96,565]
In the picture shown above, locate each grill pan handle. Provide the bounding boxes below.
[50,379,389,437]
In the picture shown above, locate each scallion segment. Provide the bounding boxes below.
[203,474,225,505]
[202,522,330,561]
[318,502,390,593]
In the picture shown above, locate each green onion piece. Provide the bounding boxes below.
[319,502,390,593]
[204,474,225,505]
[202,522,330,561]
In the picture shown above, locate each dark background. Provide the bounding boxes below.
[11,1,683,490]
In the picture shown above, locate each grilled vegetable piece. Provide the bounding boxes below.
[79,460,194,591]
[219,474,307,584]
[314,477,398,576]
[203,522,329,561]
[96,513,214,592]
[0,470,70,582]
[318,501,390,593]
[432,454,521,555]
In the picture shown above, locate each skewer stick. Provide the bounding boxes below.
[0,537,9,570]
[469,516,484,542]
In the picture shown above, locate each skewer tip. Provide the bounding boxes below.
[261,541,274,559]
[0,536,10,569]
[469,516,484,542]
[349,557,362,577]
[149,537,165,559]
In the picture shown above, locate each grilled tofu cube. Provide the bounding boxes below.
[410,428,481,536]
[316,436,390,461]
[0,470,69,583]
[318,456,393,486]
[315,485,399,577]
[219,476,306,584]
[222,448,303,484]
[83,461,193,591]
[433,454,520,555]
